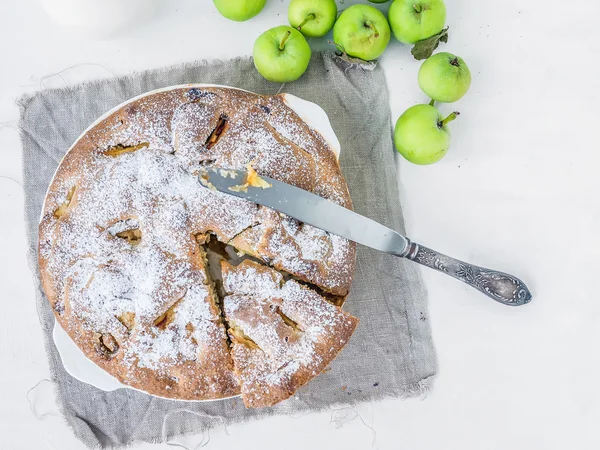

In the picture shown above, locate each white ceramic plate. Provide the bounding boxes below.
[46,84,342,399]
[41,0,163,37]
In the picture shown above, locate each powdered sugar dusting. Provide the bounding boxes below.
[231,210,355,295]
[39,86,355,401]
[222,261,358,407]
[127,285,216,371]
[222,258,282,297]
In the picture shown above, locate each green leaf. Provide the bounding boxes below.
[337,52,377,67]
[411,27,449,60]
[331,41,378,68]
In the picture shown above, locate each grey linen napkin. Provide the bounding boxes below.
[19,53,436,449]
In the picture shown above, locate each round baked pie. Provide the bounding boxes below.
[38,86,358,407]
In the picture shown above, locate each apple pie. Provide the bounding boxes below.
[38,86,357,406]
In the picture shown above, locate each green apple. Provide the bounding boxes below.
[394,104,459,165]
[333,4,391,61]
[213,0,266,22]
[288,0,337,38]
[253,26,311,83]
[418,52,471,102]
[388,0,446,44]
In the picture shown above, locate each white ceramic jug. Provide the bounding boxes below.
[41,0,162,37]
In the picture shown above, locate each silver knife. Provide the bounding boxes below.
[199,168,532,306]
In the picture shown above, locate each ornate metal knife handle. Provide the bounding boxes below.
[399,240,532,306]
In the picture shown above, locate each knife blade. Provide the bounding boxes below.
[199,167,532,306]
[200,167,409,256]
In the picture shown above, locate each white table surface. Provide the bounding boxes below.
[1,0,599,449]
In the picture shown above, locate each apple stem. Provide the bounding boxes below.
[279,31,292,51]
[413,4,422,13]
[297,13,316,31]
[429,99,435,107]
[439,112,460,128]
[365,21,379,38]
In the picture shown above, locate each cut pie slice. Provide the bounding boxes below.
[229,207,355,297]
[221,260,358,408]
